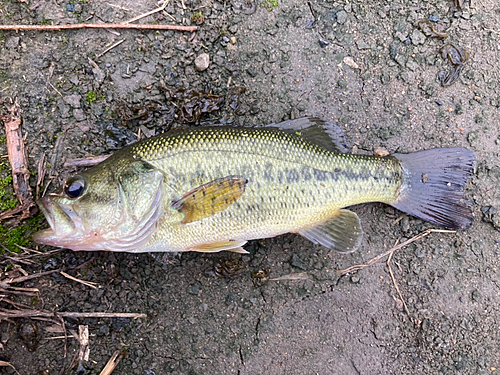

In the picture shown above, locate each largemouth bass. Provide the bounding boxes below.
[33,118,474,253]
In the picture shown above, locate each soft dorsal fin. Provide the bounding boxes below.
[266,117,350,153]
[171,176,247,224]
[298,209,363,253]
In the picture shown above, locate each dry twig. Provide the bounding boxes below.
[0,99,37,220]
[0,310,147,319]
[123,0,170,24]
[60,271,100,289]
[336,229,455,275]
[100,351,125,375]
[0,23,198,32]
[0,361,21,375]
[387,251,410,315]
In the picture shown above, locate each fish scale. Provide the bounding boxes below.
[128,127,402,252]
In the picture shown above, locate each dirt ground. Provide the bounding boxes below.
[1,0,500,374]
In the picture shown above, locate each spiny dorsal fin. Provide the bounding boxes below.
[190,240,249,253]
[266,117,350,154]
[298,209,363,253]
[172,176,247,224]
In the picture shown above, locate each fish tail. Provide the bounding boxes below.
[390,147,475,230]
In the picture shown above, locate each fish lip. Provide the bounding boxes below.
[37,196,55,232]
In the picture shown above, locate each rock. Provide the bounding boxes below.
[195,53,210,72]
[410,29,426,45]
[230,36,237,44]
[73,108,86,121]
[5,36,20,49]
[337,10,348,24]
[343,56,359,69]
[63,94,82,108]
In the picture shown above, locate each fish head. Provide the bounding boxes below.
[33,158,165,252]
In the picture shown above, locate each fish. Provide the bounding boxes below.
[33,117,475,254]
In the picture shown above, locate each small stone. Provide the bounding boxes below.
[194,53,210,72]
[343,56,359,69]
[73,108,86,121]
[63,94,82,108]
[336,10,348,24]
[410,29,426,45]
[230,36,236,44]
[5,36,20,49]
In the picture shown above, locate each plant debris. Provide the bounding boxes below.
[164,88,226,123]
[438,43,469,86]
[209,258,247,278]
[418,20,448,39]
[0,99,37,221]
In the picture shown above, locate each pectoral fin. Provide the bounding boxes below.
[190,240,249,253]
[298,209,363,253]
[172,176,247,224]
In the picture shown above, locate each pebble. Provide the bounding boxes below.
[343,56,359,69]
[410,29,426,45]
[336,10,348,24]
[63,94,82,108]
[194,53,210,71]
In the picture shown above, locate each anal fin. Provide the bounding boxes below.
[190,240,249,254]
[298,209,363,253]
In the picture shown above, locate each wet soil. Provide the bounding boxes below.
[1,0,500,374]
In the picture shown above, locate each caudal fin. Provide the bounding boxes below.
[391,148,475,230]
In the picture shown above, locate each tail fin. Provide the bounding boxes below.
[391,148,475,230]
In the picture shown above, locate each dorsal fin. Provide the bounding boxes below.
[266,117,350,153]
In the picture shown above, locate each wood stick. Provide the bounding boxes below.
[0,23,198,32]
[1,99,37,219]
[100,351,124,375]
[0,311,147,319]
[336,229,456,275]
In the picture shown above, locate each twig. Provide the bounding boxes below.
[48,81,63,97]
[0,310,147,319]
[63,154,112,168]
[3,269,61,284]
[60,271,100,289]
[123,0,170,24]
[0,23,197,31]
[46,333,96,340]
[100,351,124,375]
[0,99,37,220]
[387,251,410,315]
[0,361,21,375]
[78,325,90,365]
[336,229,456,275]
[269,272,310,281]
[96,39,125,58]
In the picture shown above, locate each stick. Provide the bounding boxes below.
[387,251,410,315]
[3,269,61,284]
[336,229,456,275]
[100,351,124,375]
[122,0,170,24]
[0,23,198,31]
[63,154,112,168]
[0,99,37,220]
[97,39,125,58]
[60,271,100,289]
[0,361,21,375]
[0,311,147,319]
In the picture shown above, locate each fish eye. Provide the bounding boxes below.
[64,176,86,199]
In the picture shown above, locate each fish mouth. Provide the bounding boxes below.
[33,196,78,246]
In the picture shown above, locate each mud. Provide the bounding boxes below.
[1,0,500,374]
